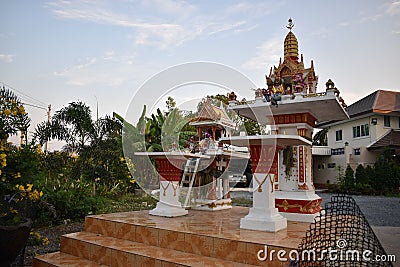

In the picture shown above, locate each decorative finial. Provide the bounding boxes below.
[287,18,294,31]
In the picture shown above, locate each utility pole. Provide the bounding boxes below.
[20,130,25,146]
[94,95,99,121]
[44,104,51,152]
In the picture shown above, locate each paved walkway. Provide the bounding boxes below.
[319,193,400,266]
[319,192,400,227]
[371,226,400,266]
[231,189,400,265]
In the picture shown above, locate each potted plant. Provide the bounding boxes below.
[0,187,37,266]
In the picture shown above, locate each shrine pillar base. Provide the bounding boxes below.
[149,181,188,217]
[275,190,322,223]
[240,174,287,232]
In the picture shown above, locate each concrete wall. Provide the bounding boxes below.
[313,155,346,186]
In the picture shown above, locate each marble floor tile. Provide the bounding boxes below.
[36,206,310,266]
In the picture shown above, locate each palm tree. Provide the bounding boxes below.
[312,128,328,146]
[113,105,147,155]
[34,102,122,154]
[34,102,92,153]
[145,108,164,152]
[161,108,196,150]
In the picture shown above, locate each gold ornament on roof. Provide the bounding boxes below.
[287,18,294,31]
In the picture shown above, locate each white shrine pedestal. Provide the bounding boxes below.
[150,180,187,217]
[240,173,287,232]
[220,135,314,231]
[134,152,209,217]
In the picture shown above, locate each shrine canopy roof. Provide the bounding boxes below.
[190,97,236,129]
[229,90,349,125]
[220,134,312,148]
[134,151,210,159]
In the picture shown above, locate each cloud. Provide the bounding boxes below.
[53,52,137,86]
[234,24,258,33]
[226,1,280,17]
[206,21,247,35]
[387,1,400,15]
[360,13,383,22]
[46,0,186,48]
[45,0,259,49]
[241,38,281,71]
[0,54,14,63]
[140,0,196,15]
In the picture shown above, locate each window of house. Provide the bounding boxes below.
[327,163,336,168]
[384,116,391,127]
[354,148,361,155]
[352,124,369,138]
[331,148,344,155]
[335,130,342,141]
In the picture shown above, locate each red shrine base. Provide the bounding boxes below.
[275,196,322,223]
[275,198,322,214]
[33,206,310,267]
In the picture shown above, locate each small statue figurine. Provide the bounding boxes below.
[186,136,195,153]
[255,88,263,98]
[228,91,237,101]
[171,142,177,152]
[262,88,270,102]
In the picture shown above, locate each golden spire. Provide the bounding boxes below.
[284,18,298,61]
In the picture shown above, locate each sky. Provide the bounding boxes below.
[1,0,399,148]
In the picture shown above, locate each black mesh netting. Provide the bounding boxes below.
[295,194,394,267]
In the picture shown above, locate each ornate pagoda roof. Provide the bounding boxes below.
[190,97,235,129]
[267,18,318,94]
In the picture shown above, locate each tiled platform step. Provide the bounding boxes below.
[34,207,309,267]
[35,231,254,266]
[33,251,107,267]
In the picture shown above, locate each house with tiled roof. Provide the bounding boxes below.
[312,89,400,187]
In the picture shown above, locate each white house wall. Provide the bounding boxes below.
[314,114,399,186]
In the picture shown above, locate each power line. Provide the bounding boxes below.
[22,102,47,111]
[1,81,47,108]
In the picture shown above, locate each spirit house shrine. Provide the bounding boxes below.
[224,18,348,225]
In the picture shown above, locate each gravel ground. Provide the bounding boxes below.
[319,192,400,227]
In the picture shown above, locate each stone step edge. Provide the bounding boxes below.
[33,251,108,267]
[84,215,289,251]
[61,231,257,266]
